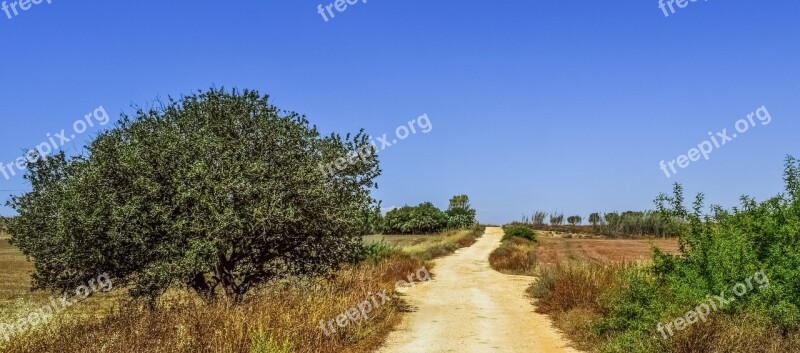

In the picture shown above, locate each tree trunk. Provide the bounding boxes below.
[188,273,216,303]
[216,253,245,303]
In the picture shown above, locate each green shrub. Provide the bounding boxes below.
[529,157,800,353]
[360,240,398,264]
[381,195,478,234]
[382,203,448,234]
[502,224,536,241]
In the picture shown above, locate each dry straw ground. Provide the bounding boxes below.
[0,228,482,353]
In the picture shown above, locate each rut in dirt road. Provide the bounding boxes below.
[377,227,580,353]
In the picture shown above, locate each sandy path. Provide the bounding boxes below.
[377,227,580,353]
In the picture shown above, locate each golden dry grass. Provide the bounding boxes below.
[364,227,483,261]
[488,237,537,275]
[0,227,484,353]
[2,254,425,353]
[1,237,123,327]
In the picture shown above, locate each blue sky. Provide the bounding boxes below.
[0,0,798,224]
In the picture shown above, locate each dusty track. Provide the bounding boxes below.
[377,227,580,353]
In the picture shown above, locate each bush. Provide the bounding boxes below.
[502,224,536,241]
[381,195,478,234]
[360,240,399,264]
[649,156,800,331]
[446,195,477,229]
[531,156,800,353]
[382,203,447,234]
[489,237,537,275]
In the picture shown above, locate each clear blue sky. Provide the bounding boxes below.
[1,1,798,224]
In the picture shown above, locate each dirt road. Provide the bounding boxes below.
[377,227,580,353]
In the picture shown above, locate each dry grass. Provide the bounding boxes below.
[667,312,800,353]
[488,237,537,275]
[365,226,484,261]
[1,227,485,353]
[2,254,425,353]
[528,264,631,351]
[1,237,126,338]
[531,264,618,314]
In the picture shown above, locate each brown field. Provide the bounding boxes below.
[535,234,680,265]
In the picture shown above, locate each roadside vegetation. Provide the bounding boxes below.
[489,237,537,275]
[531,157,800,353]
[487,224,537,275]
[365,225,485,262]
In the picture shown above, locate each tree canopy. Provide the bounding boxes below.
[8,88,381,303]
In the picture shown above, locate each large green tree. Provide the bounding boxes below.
[8,88,380,303]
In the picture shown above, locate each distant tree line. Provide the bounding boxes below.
[380,195,477,234]
[524,210,682,237]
